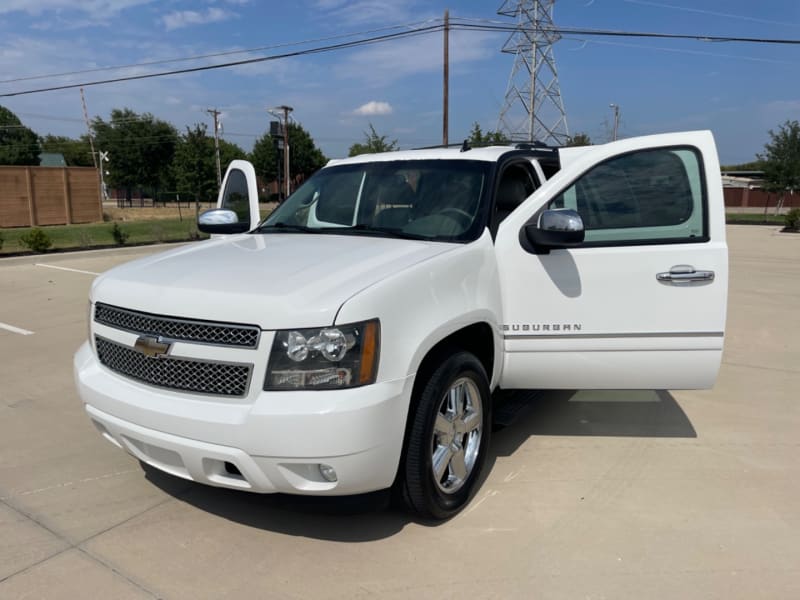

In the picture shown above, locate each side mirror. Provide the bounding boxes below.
[198,209,250,234]
[522,208,585,253]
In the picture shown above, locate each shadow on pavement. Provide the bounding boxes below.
[491,389,697,459]
[142,464,416,541]
[142,389,695,539]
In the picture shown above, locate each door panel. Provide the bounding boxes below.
[217,160,260,232]
[495,131,728,390]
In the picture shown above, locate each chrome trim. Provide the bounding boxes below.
[657,265,715,284]
[94,303,260,348]
[431,376,483,495]
[504,332,725,340]
[133,335,172,358]
[539,208,584,232]
[95,335,254,397]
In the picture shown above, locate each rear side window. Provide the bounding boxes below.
[548,147,706,244]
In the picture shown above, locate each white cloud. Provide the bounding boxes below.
[0,0,154,16]
[353,101,393,116]
[762,99,800,114]
[335,29,496,86]
[162,7,236,31]
[313,0,417,25]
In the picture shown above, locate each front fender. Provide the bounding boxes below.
[335,230,503,387]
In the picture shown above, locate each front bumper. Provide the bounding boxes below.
[74,342,414,495]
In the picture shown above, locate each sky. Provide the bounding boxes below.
[1,0,799,164]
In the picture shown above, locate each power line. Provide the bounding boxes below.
[3,21,799,99]
[450,20,800,44]
[0,20,438,85]
[562,35,795,65]
[620,0,800,28]
[0,25,443,98]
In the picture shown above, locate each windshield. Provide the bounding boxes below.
[259,159,491,242]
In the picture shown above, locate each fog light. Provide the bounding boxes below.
[319,464,338,482]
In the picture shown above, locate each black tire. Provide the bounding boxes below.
[401,351,491,520]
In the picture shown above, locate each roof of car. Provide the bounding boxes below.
[326,145,548,167]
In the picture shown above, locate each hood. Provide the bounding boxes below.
[92,233,456,329]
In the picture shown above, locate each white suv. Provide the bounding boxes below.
[74,131,728,519]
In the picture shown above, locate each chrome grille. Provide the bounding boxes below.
[96,337,252,397]
[94,303,259,348]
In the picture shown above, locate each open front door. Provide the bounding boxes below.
[216,159,261,232]
[495,131,728,390]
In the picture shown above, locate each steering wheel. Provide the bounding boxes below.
[437,208,473,227]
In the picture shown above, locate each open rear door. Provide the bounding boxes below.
[216,160,261,232]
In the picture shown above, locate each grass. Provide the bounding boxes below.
[725,212,787,225]
[0,218,207,255]
[0,209,790,255]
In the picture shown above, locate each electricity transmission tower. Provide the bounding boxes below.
[497,0,569,144]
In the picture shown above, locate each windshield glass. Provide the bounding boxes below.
[259,159,491,242]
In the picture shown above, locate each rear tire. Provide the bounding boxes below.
[401,351,491,520]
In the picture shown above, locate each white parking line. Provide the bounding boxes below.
[35,263,100,276]
[0,322,34,335]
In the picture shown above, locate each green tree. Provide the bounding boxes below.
[758,120,800,214]
[93,108,178,203]
[565,132,592,147]
[172,126,248,203]
[0,105,40,165]
[219,138,247,172]
[39,134,94,166]
[348,123,398,156]
[721,160,765,171]
[251,122,327,188]
[172,124,217,204]
[466,122,509,148]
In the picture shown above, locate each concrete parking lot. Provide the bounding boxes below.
[0,225,798,599]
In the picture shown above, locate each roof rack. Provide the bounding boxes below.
[513,140,560,151]
[412,141,474,151]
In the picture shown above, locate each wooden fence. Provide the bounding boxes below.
[724,188,799,210]
[0,166,101,228]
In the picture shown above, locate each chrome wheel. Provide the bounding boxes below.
[431,376,483,494]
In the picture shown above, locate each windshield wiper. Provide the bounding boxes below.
[256,221,316,233]
[258,222,428,240]
[336,224,428,240]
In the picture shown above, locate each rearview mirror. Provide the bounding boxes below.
[522,208,585,253]
[198,209,250,234]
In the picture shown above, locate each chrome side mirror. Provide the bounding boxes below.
[539,208,584,233]
[522,208,585,253]
[198,209,249,234]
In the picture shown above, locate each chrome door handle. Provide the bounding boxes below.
[657,265,715,284]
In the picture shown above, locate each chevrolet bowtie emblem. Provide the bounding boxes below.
[134,335,171,358]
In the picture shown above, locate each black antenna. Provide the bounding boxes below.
[460,139,471,152]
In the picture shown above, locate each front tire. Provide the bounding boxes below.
[401,351,491,520]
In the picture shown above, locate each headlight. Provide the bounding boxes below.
[265,319,380,390]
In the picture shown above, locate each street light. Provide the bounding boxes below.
[268,105,293,199]
[609,103,620,141]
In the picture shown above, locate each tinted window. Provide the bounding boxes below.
[220,169,251,227]
[548,147,705,244]
[263,160,491,242]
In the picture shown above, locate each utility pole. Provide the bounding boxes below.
[79,87,97,169]
[206,108,222,187]
[609,103,620,141]
[442,9,450,146]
